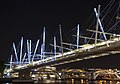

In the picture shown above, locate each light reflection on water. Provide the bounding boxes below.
[3,79,120,84]
[38,79,120,84]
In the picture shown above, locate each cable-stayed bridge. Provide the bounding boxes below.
[3,1,120,79]
[4,33,120,74]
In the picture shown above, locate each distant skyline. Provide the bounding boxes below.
[0,0,119,69]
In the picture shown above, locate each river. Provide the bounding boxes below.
[3,79,120,84]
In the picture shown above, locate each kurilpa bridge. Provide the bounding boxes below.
[3,2,120,80]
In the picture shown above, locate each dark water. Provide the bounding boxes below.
[37,79,120,84]
[3,79,120,84]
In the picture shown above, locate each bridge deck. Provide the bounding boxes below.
[4,36,120,73]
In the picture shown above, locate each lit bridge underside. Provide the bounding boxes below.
[5,36,120,74]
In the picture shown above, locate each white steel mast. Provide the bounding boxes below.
[10,55,13,70]
[54,36,56,58]
[41,27,45,60]
[13,43,18,64]
[22,53,26,64]
[20,37,23,64]
[32,39,40,61]
[77,24,80,49]
[27,39,31,63]
[94,8,107,41]
[95,5,101,48]
[59,25,63,57]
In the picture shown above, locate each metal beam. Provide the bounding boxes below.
[73,35,104,41]
[29,40,32,62]
[22,53,27,64]
[95,5,101,47]
[54,36,56,56]
[43,27,45,51]
[94,8,107,40]
[13,43,18,63]
[10,55,13,69]
[77,24,80,49]
[59,25,64,56]
[86,29,120,36]
[27,40,30,63]
[20,37,23,64]
[50,44,72,51]
[62,42,80,47]
[41,27,46,60]
[32,39,40,61]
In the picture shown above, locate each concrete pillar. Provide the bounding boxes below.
[91,72,96,80]
[88,71,97,84]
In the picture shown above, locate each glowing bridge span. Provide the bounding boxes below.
[5,35,120,74]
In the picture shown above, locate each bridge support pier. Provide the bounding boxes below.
[61,72,65,80]
[18,70,31,79]
[88,71,97,84]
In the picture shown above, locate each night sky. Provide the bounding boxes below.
[0,0,120,68]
